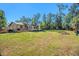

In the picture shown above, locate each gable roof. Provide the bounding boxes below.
[8,22,15,26]
[9,22,24,27]
[15,22,24,25]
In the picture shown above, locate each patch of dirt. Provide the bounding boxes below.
[61,32,70,35]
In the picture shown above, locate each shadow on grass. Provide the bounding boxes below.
[29,30,45,32]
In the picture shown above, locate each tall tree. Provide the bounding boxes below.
[55,4,67,30]
[32,13,40,26]
[16,16,31,28]
[68,3,79,30]
[40,13,54,30]
[16,16,31,24]
[46,13,53,29]
[0,10,6,30]
[69,3,79,17]
[40,14,46,29]
[63,13,72,30]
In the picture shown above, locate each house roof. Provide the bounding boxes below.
[8,22,24,27]
[15,22,24,25]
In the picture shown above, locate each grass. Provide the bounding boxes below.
[0,30,79,56]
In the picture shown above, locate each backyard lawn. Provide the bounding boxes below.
[0,30,79,56]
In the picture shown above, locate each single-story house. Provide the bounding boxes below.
[7,22,40,32]
[7,22,28,32]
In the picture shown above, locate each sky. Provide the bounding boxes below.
[0,3,72,24]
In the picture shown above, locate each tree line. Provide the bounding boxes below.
[0,3,79,31]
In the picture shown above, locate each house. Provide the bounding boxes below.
[7,22,41,32]
[7,22,28,32]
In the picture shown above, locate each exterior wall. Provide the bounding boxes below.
[7,22,40,32]
[8,23,27,32]
[8,23,17,31]
[17,24,26,31]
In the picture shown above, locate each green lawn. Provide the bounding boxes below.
[0,30,79,56]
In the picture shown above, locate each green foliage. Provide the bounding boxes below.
[63,13,72,30]
[68,4,79,30]
[0,10,6,29]
[32,17,36,25]
[69,3,79,17]
[55,4,67,30]
[40,22,46,29]
[46,13,53,29]
[55,15,62,29]
[0,10,4,16]
[71,15,79,29]
[40,13,54,30]
[62,3,79,30]
[32,13,40,26]
[16,16,31,25]
[40,14,46,29]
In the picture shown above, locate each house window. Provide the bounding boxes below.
[17,28,20,31]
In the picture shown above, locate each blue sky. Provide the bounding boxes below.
[0,3,72,23]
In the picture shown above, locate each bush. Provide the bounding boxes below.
[0,29,7,33]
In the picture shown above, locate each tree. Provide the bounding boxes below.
[71,15,79,30]
[40,13,54,30]
[69,3,79,17]
[32,13,40,26]
[46,13,53,29]
[16,16,31,24]
[55,14,62,29]
[16,16,31,28]
[40,14,46,29]
[63,13,72,30]
[68,3,79,30]
[31,13,41,30]
[0,10,6,30]
[55,4,67,30]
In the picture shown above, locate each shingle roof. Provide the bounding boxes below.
[15,22,24,25]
